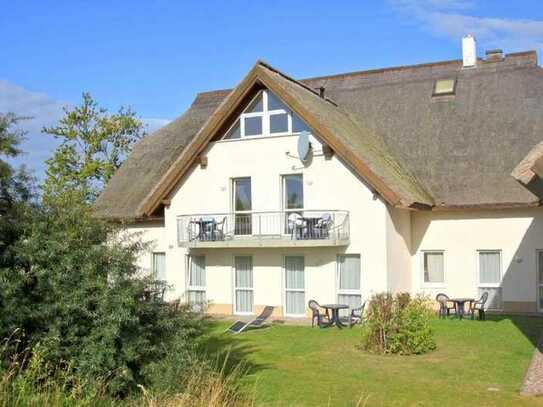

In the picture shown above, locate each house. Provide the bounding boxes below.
[94,36,543,317]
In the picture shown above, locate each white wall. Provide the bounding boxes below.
[385,207,412,294]
[120,133,543,315]
[411,208,543,311]
[162,134,389,308]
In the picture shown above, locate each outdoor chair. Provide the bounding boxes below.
[314,213,333,239]
[225,306,275,334]
[201,217,216,241]
[470,292,489,320]
[288,213,305,239]
[348,302,366,328]
[214,216,227,240]
[435,293,456,318]
[308,300,330,328]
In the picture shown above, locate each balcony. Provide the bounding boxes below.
[177,210,350,248]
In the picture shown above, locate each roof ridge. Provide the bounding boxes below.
[196,50,538,97]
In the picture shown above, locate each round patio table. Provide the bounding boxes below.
[322,304,349,329]
[450,298,474,319]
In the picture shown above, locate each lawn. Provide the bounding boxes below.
[204,315,543,407]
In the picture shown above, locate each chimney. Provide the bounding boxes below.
[485,49,504,62]
[462,35,477,68]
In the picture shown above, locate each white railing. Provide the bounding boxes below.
[177,210,349,245]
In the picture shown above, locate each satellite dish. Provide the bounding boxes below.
[297,131,312,163]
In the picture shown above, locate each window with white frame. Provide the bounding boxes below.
[422,251,444,286]
[187,255,206,305]
[234,256,254,314]
[223,90,310,140]
[152,252,166,281]
[337,255,362,315]
[285,256,305,316]
[478,250,502,310]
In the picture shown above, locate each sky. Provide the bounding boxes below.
[1,0,542,179]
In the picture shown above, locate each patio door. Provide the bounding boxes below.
[233,178,252,235]
[234,256,254,314]
[284,256,305,316]
[337,254,362,317]
[538,250,543,312]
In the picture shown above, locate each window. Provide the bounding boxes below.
[234,256,253,314]
[337,255,362,315]
[433,79,456,96]
[186,255,206,307]
[285,256,305,316]
[244,116,262,136]
[422,251,444,285]
[283,174,304,210]
[282,174,304,234]
[478,250,502,310]
[233,178,252,235]
[224,119,241,139]
[152,252,166,281]
[223,90,311,139]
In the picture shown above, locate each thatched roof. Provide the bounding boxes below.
[95,51,543,219]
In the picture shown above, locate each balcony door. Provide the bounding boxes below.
[233,178,252,235]
[282,174,304,235]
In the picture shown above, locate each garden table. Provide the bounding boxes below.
[322,304,349,329]
[450,297,474,319]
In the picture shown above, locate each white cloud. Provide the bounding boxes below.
[0,80,66,177]
[391,0,543,53]
[0,80,171,179]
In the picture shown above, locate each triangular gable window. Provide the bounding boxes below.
[223,89,310,140]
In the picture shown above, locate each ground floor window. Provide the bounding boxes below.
[478,250,502,310]
[422,251,444,286]
[187,255,206,305]
[337,254,362,315]
[234,256,254,314]
[152,252,166,281]
[284,256,305,316]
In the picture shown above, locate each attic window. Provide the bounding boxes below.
[433,79,456,96]
[223,90,310,140]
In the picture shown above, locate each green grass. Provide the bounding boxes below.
[204,316,543,407]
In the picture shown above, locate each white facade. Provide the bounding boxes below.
[123,84,543,317]
[126,128,543,316]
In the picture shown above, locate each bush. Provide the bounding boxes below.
[0,334,248,407]
[361,292,436,355]
[0,203,205,397]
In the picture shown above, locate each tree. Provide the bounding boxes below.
[42,93,145,205]
[0,113,34,267]
[1,99,204,397]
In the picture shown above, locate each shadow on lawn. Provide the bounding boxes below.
[485,314,543,352]
[198,319,270,376]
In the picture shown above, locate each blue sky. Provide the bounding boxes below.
[1,0,542,178]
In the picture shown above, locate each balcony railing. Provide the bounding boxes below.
[177,210,350,248]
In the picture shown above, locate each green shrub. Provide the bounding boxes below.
[361,292,436,355]
[0,204,206,397]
